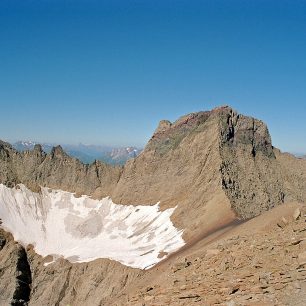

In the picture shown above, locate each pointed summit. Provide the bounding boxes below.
[33,144,43,153]
[50,145,67,158]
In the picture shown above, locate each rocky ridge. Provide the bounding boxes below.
[0,230,31,306]
[1,106,305,227]
[0,141,122,198]
[1,105,306,305]
[13,141,142,165]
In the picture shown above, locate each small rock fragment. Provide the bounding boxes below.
[298,251,306,266]
[277,217,288,228]
[293,208,301,220]
[206,249,220,257]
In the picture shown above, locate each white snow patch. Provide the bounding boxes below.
[0,184,185,269]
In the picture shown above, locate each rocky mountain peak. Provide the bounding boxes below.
[0,140,13,151]
[33,144,43,153]
[50,145,67,159]
[146,106,234,155]
[0,140,14,160]
[153,120,172,135]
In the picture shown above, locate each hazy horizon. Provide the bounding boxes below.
[5,138,143,149]
[0,1,305,152]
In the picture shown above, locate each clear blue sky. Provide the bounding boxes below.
[0,0,305,152]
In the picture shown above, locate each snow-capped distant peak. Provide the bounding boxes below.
[20,140,36,146]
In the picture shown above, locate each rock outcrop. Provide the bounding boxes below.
[0,228,143,306]
[0,229,31,306]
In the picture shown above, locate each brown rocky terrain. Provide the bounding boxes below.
[117,203,306,306]
[1,203,306,305]
[0,105,306,305]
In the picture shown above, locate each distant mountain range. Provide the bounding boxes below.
[293,153,306,159]
[13,141,142,165]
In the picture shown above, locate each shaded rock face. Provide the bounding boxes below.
[26,250,142,306]
[0,229,31,306]
[218,108,306,219]
[274,149,306,203]
[219,108,285,218]
[0,228,142,306]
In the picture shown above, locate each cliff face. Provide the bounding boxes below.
[0,228,143,306]
[0,229,31,306]
[218,107,306,218]
[219,109,285,219]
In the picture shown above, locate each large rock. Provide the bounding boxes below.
[0,228,142,306]
[0,229,31,306]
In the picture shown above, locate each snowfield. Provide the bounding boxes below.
[0,184,185,269]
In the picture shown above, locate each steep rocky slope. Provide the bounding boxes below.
[0,105,306,305]
[112,106,306,239]
[0,228,143,306]
[0,230,31,306]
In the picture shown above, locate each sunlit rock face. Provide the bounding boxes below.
[0,184,185,269]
